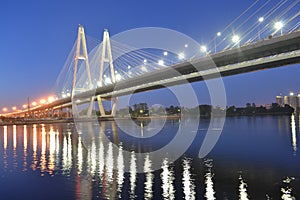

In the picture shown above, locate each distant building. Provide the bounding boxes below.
[278,91,300,110]
[276,94,283,106]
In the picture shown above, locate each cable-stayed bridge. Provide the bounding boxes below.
[1,0,300,119]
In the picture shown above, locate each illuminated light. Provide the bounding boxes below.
[258,17,264,23]
[184,44,188,48]
[291,114,297,152]
[217,32,221,36]
[115,70,118,74]
[77,136,83,174]
[4,126,7,150]
[62,94,67,98]
[13,125,17,150]
[115,73,122,81]
[106,143,114,182]
[32,101,37,106]
[158,60,165,66]
[48,96,55,103]
[22,104,27,109]
[290,92,294,96]
[141,66,147,72]
[163,51,168,56]
[178,53,185,60]
[143,59,147,63]
[12,106,17,111]
[144,154,153,199]
[232,35,240,44]
[2,108,8,112]
[105,77,112,84]
[161,158,175,199]
[77,55,85,60]
[200,45,207,53]
[40,99,46,104]
[140,109,144,114]
[239,175,249,200]
[274,21,284,30]
[130,151,137,198]
[66,92,71,97]
[127,65,131,69]
[182,158,196,199]
[49,127,56,174]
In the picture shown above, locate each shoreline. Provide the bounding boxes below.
[0,112,296,126]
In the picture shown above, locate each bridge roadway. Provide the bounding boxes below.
[7,30,300,116]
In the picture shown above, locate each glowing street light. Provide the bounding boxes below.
[32,101,37,106]
[48,96,55,103]
[2,108,8,112]
[274,21,284,36]
[22,104,27,109]
[104,77,112,84]
[143,59,147,63]
[200,45,207,54]
[215,32,221,53]
[232,35,240,47]
[12,106,17,111]
[258,17,264,39]
[115,73,122,81]
[163,51,168,56]
[184,44,188,48]
[178,53,185,60]
[40,99,46,104]
[127,65,131,69]
[158,59,165,66]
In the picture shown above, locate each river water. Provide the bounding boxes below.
[0,115,299,199]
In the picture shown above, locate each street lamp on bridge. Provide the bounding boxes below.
[258,17,264,40]
[274,21,284,36]
[232,35,240,47]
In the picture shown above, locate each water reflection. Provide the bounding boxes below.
[31,124,37,171]
[204,159,215,200]
[23,125,27,171]
[0,117,299,199]
[182,157,195,200]
[3,126,7,170]
[239,175,249,200]
[291,114,297,154]
[161,158,175,200]
[281,177,296,200]
[130,151,137,199]
[144,154,153,200]
[40,125,47,173]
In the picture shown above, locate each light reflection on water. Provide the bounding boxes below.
[204,159,215,200]
[0,115,299,199]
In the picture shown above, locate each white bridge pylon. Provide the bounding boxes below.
[72,25,117,117]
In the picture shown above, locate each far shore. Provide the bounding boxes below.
[0,112,297,126]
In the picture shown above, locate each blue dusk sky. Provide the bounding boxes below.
[0,0,299,110]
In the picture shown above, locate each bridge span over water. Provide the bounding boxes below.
[2,28,300,119]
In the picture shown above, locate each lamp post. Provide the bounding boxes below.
[274,21,283,36]
[258,17,264,40]
[232,35,240,47]
[215,32,221,53]
[200,45,207,55]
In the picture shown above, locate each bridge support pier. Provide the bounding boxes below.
[96,29,118,118]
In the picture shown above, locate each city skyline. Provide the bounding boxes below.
[1,1,300,111]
